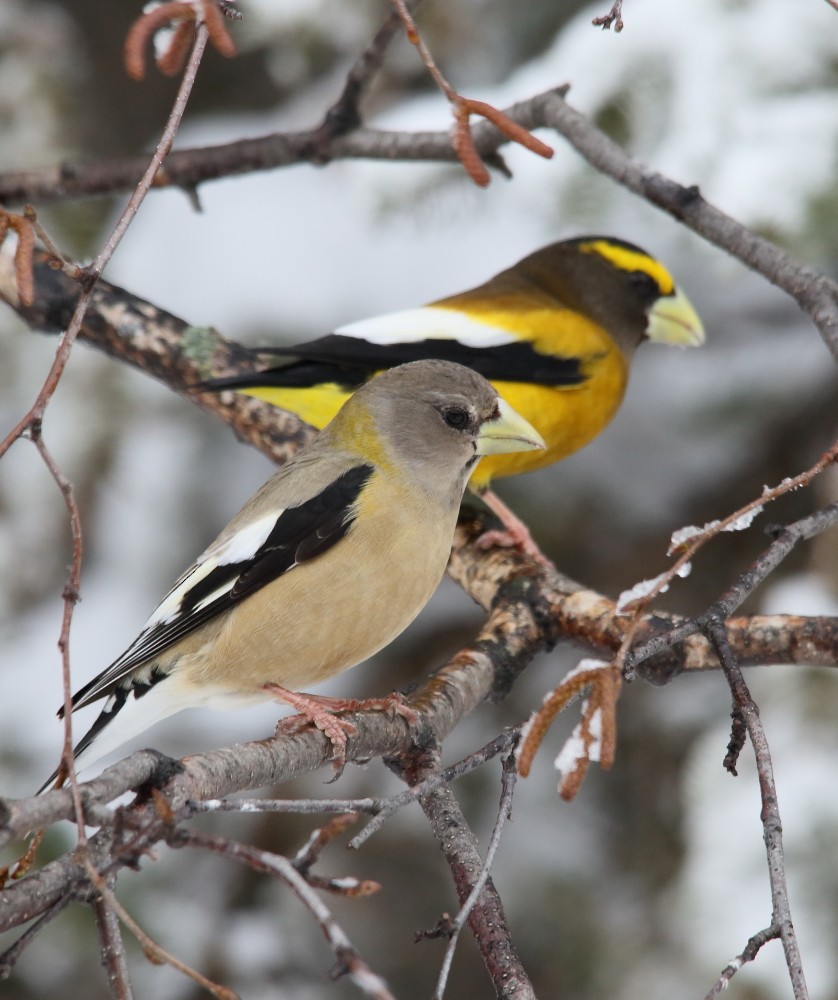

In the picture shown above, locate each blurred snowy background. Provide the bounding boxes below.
[1,0,838,997]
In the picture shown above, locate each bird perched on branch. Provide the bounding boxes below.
[203,236,704,558]
[41,360,543,789]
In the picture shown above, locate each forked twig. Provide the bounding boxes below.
[704,925,781,999]
[432,753,518,1000]
[180,832,394,999]
[592,0,624,31]
[704,617,808,1000]
[388,0,553,185]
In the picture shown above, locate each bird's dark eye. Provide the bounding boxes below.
[442,407,469,429]
[628,270,660,299]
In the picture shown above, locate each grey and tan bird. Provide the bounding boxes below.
[42,360,544,787]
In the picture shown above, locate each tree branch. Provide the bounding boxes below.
[5,84,835,362]
[704,617,809,1000]
[391,748,534,1000]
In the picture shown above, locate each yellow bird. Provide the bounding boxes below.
[204,237,704,557]
[41,360,543,788]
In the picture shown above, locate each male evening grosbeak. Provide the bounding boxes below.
[41,360,544,788]
[204,236,704,558]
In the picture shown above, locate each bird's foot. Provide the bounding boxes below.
[266,683,357,770]
[298,690,418,725]
[265,684,416,774]
[473,487,553,567]
[474,525,552,566]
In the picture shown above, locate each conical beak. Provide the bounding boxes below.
[476,397,546,456]
[647,286,705,347]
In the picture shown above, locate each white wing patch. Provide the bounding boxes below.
[336,306,516,348]
[144,512,280,629]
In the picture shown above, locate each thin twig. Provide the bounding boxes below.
[704,925,781,999]
[433,753,518,1000]
[404,749,535,1000]
[185,731,519,848]
[189,795,382,816]
[704,617,809,1000]
[0,895,72,978]
[387,1,551,184]
[351,730,518,848]
[388,0,456,101]
[91,894,135,1000]
[86,865,238,1000]
[626,500,838,679]
[290,815,381,896]
[618,437,838,685]
[29,432,86,838]
[592,0,624,31]
[320,1,425,137]
[180,832,394,999]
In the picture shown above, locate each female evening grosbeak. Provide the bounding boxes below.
[204,237,704,557]
[41,361,543,788]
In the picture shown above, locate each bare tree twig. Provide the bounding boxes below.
[619,433,838,619]
[704,617,809,999]
[185,729,517,847]
[432,753,518,1000]
[0,88,558,204]
[0,896,72,978]
[87,868,239,1000]
[180,832,395,999]
[704,925,781,999]
[91,894,134,1000]
[626,500,838,682]
[308,0,426,153]
[290,814,381,897]
[414,758,534,1000]
[592,0,624,31]
[350,730,518,848]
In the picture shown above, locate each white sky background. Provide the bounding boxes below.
[2,0,838,996]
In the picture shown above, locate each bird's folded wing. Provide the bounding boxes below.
[239,308,587,388]
[66,463,375,712]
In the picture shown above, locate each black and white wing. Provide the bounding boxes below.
[205,306,585,393]
[65,463,375,713]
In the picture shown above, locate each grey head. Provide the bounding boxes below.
[329,359,544,503]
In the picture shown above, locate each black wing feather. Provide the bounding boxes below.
[204,333,585,392]
[65,464,374,714]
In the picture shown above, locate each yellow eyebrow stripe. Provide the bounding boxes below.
[576,239,675,295]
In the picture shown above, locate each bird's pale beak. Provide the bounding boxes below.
[647,286,705,347]
[476,398,546,456]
